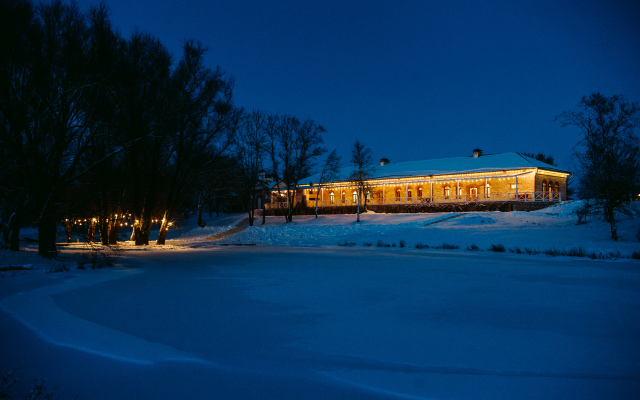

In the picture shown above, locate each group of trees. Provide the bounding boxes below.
[0,0,332,256]
[234,111,328,226]
[0,0,240,256]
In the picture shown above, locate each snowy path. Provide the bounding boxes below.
[2,246,639,399]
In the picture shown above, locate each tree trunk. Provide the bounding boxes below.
[38,213,57,258]
[87,219,96,243]
[156,211,170,245]
[99,217,109,245]
[8,211,21,251]
[605,205,618,241]
[197,203,206,227]
[610,217,618,241]
[135,209,152,245]
[63,219,72,244]
[286,191,294,223]
[108,218,120,245]
[156,221,168,245]
[197,192,206,227]
[247,197,255,227]
[356,193,360,223]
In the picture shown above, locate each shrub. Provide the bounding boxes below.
[632,250,640,260]
[377,239,384,247]
[363,242,372,247]
[1,369,57,400]
[1,368,17,399]
[399,240,406,248]
[544,248,560,256]
[489,244,505,252]
[524,248,539,255]
[566,247,586,257]
[101,252,115,266]
[466,244,479,251]
[510,247,522,254]
[26,378,57,400]
[47,262,69,273]
[575,202,592,225]
[415,243,429,249]
[77,249,116,269]
[337,241,356,247]
[636,228,640,242]
[441,243,459,250]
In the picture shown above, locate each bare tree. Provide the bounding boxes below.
[235,110,267,226]
[350,139,374,223]
[312,149,342,218]
[557,93,639,241]
[266,115,326,222]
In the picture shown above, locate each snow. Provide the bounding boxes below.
[1,201,639,399]
[301,152,569,184]
[214,201,640,256]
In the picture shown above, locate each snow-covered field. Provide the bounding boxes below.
[214,202,636,254]
[1,201,639,399]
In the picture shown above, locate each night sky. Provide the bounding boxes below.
[74,0,640,171]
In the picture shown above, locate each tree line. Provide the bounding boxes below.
[0,0,330,256]
[1,1,637,256]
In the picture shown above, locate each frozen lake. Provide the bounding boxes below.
[2,246,639,399]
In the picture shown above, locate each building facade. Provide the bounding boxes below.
[269,151,571,209]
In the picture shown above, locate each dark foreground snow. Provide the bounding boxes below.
[1,246,639,399]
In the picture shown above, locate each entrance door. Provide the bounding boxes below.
[470,187,478,201]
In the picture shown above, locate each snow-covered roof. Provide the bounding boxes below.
[301,152,570,186]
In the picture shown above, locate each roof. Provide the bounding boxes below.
[301,152,571,185]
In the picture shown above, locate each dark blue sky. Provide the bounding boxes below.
[75,0,640,171]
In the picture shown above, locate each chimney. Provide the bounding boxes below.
[380,158,390,166]
[472,149,483,158]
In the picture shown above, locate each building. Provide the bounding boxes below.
[268,150,571,210]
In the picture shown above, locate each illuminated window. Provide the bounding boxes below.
[352,191,358,203]
[330,192,335,204]
[542,181,547,192]
[417,187,423,197]
[444,185,450,197]
[407,189,412,199]
[555,182,559,193]
[366,191,370,201]
[396,189,401,200]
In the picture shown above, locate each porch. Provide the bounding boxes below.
[266,191,562,209]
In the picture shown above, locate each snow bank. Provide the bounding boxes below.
[203,202,639,256]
